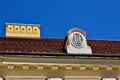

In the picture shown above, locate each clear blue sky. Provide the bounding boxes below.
[0,0,120,40]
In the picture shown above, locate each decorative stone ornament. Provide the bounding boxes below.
[66,28,92,54]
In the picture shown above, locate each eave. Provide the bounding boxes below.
[0,51,120,59]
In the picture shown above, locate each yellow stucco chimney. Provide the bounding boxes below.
[5,23,40,38]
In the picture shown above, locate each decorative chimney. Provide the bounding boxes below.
[5,23,40,38]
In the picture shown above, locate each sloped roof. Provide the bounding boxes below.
[88,40,120,55]
[0,37,120,55]
[0,37,65,54]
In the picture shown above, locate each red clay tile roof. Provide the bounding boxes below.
[0,37,65,54]
[0,37,120,55]
[88,40,120,55]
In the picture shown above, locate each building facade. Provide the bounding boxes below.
[0,23,120,80]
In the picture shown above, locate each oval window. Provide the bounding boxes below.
[72,33,83,47]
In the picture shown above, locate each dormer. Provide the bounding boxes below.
[65,28,92,54]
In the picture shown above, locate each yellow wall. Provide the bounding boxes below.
[0,55,120,79]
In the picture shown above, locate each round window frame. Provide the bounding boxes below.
[71,33,85,48]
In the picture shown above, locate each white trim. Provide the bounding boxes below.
[48,78,62,80]
[102,78,116,80]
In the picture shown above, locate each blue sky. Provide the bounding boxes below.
[0,0,120,40]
